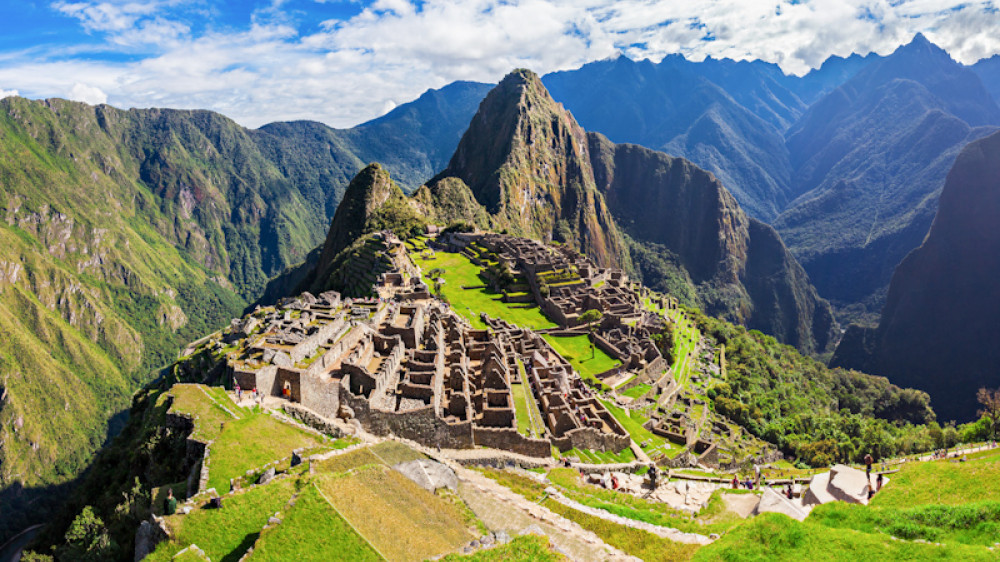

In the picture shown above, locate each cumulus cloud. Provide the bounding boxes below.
[68,82,108,104]
[1,0,998,127]
[0,89,18,99]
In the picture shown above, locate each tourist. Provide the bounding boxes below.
[876,472,884,491]
[164,488,177,515]
[864,453,874,481]
[235,383,241,402]
[732,475,739,489]
[785,483,794,500]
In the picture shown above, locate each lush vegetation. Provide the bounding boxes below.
[687,306,944,466]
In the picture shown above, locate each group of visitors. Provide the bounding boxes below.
[233,379,264,406]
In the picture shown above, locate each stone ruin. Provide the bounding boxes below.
[224,293,629,458]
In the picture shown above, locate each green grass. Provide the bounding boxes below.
[147,478,299,562]
[693,512,997,561]
[312,447,386,474]
[511,378,546,439]
[541,334,620,380]
[544,469,740,535]
[599,399,682,459]
[559,447,636,464]
[872,448,1000,509]
[620,383,652,399]
[169,384,332,493]
[809,500,1000,547]
[248,483,382,562]
[541,498,700,561]
[439,535,565,561]
[411,249,554,330]
[369,440,427,465]
[199,409,327,493]
[316,464,474,561]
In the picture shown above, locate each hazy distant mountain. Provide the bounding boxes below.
[970,55,1000,110]
[774,34,1000,320]
[832,129,1000,422]
[543,57,797,221]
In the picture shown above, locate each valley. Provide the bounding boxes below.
[2,19,1000,562]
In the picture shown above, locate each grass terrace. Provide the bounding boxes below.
[511,378,546,439]
[694,512,997,561]
[557,447,636,464]
[409,244,555,330]
[248,484,382,562]
[315,464,475,561]
[167,383,333,493]
[147,479,300,562]
[541,334,621,381]
[620,383,652,399]
[872,447,1000,509]
[599,399,683,460]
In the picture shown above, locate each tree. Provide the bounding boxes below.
[427,268,446,298]
[579,308,603,359]
[977,387,1000,441]
[58,506,118,561]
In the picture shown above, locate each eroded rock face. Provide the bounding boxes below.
[834,129,1000,421]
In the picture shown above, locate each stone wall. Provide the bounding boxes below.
[340,380,474,449]
[233,365,277,396]
[299,371,341,420]
[472,426,551,458]
[551,426,631,454]
[283,402,345,438]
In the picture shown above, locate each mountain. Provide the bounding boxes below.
[787,52,883,105]
[970,55,1000,109]
[0,82,490,544]
[774,34,1000,321]
[588,136,836,353]
[297,70,836,354]
[422,69,626,268]
[832,130,1000,422]
[542,57,798,221]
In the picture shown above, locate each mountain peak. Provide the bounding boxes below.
[431,69,625,267]
[892,31,949,60]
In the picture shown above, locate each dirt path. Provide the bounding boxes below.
[545,488,714,545]
[454,468,637,561]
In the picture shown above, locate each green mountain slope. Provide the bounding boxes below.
[0,97,247,543]
[832,129,1000,422]
[0,82,489,544]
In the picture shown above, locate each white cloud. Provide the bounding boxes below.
[68,82,108,104]
[1,0,999,127]
[0,89,18,99]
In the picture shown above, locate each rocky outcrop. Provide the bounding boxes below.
[832,130,1000,421]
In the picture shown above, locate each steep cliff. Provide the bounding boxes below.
[430,69,627,269]
[832,130,1000,421]
[588,135,836,353]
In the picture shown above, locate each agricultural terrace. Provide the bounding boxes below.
[541,334,621,381]
[600,399,684,460]
[405,238,555,330]
[166,384,337,493]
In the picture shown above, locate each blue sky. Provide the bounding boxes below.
[1,0,999,128]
